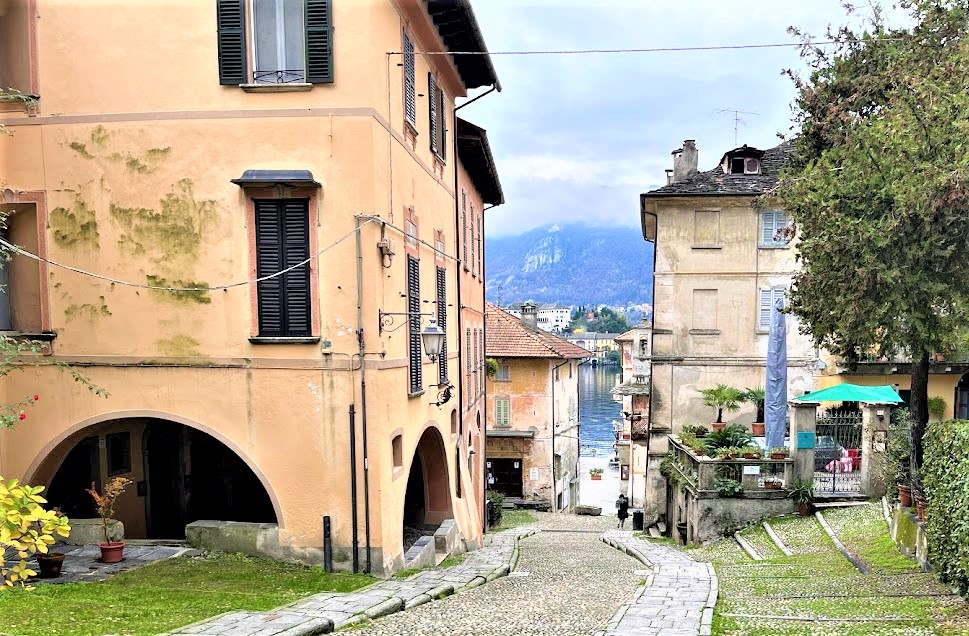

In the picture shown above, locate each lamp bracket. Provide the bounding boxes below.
[378,310,434,334]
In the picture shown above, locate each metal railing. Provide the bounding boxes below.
[253,69,307,84]
[668,436,794,495]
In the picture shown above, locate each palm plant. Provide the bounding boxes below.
[700,384,744,424]
[744,387,767,423]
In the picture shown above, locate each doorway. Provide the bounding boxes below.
[487,458,523,498]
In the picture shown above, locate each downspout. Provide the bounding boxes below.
[551,359,570,512]
[455,84,498,534]
[355,216,373,574]
[481,203,497,531]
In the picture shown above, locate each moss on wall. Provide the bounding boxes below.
[65,296,111,320]
[156,334,202,357]
[50,195,99,249]
[90,125,110,146]
[68,142,93,159]
[146,275,211,305]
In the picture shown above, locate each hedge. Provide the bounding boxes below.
[922,419,969,593]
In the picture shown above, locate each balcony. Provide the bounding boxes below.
[666,436,793,497]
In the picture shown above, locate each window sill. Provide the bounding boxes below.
[758,244,791,250]
[249,337,321,345]
[692,245,722,250]
[0,331,57,342]
[240,83,313,93]
[689,329,721,336]
[404,120,419,137]
[408,390,425,398]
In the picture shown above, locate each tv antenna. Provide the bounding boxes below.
[714,108,760,145]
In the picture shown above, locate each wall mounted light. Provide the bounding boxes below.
[377,310,445,362]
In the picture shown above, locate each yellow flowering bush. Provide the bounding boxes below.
[0,479,71,588]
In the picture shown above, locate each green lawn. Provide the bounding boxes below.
[496,509,538,531]
[678,504,969,635]
[0,552,375,636]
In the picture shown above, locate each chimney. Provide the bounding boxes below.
[671,139,698,183]
[664,169,673,185]
[520,302,538,331]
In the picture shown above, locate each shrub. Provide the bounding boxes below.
[485,490,504,528]
[713,478,744,498]
[589,467,604,476]
[928,396,947,420]
[922,420,969,593]
[1,480,71,588]
[703,424,753,453]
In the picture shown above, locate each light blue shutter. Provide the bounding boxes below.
[759,289,772,331]
[761,212,776,245]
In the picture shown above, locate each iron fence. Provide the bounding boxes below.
[814,412,863,493]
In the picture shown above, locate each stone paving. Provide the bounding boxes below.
[165,526,538,636]
[599,532,717,636]
[28,543,198,585]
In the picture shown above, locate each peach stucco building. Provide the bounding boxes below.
[0,0,502,576]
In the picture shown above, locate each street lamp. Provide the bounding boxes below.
[421,317,446,363]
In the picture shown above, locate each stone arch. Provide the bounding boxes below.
[402,423,452,550]
[26,410,284,536]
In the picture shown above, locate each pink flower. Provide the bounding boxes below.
[33,394,39,401]
[19,412,26,421]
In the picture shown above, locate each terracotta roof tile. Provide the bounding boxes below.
[485,303,590,359]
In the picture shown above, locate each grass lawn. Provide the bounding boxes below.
[496,509,538,531]
[0,552,375,636]
[678,504,969,635]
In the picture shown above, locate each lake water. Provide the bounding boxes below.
[579,364,622,458]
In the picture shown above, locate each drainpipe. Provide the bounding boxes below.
[455,84,499,534]
[355,216,373,574]
[550,359,570,512]
[349,404,359,573]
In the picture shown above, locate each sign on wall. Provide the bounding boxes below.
[529,467,539,481]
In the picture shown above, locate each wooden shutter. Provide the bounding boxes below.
[281,200,312,336]
[473,330,479,398]
[305,0,333,83]
[466,327,471,406]
[461,191,468,267]
[437,267,448,385]
[759,289,772,331]
[407,255,422,393]
[403,33,416,126]
[438,89,447,161]
[217,0,246,85]
[469,209,475,275]
[496,398,509,426]
[255,200,311,337]
[428,74,438,155]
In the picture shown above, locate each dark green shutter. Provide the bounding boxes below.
[255,199,311,337]
[428,74,438,155]
[439,91,447,161]
[305,0,334,83]
[217,0,246,85]
[407,255,422,393]
[437,267,447,385]
[403,34,416,126]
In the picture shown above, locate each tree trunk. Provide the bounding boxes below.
[910,349,930,471]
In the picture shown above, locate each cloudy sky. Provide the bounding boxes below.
[459,1,903,237]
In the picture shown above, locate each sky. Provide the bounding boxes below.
[458,0,903,238]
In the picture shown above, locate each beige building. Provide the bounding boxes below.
[612,321,651,509]
[638,139,818,525]
[0,0,501,576]
[485,303,588,511]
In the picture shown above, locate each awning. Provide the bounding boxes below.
[794,383,903,404]
[488,428,536,438]
[231,170,320,188]
[611,381,650,397]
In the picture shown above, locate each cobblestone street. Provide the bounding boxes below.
[353,514,643,636]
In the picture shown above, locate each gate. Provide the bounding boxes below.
[814,411,863,493]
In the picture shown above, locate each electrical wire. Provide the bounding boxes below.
[0,218,376,293]
[387,38,905,57]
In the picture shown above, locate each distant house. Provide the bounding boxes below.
[485,302,588,511]
[612,321,652,508]
[565,332,622,360]
[501,302,571,333]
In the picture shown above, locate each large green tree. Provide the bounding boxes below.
[780,0,969,466]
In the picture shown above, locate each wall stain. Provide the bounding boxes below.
[156,334,202,357]
[90,125,110,146]
[146,275,211,304]
[65,296,111,320]
[68,142,94,159]
[50,195,99,249]
[106,147,172,174]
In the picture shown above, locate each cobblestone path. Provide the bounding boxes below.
[353,514,643,636]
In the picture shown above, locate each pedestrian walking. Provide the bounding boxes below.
[616,493,629,529]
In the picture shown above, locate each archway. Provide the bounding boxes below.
[402,426,452,551]
[39,417,277,539]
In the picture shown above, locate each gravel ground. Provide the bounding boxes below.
[352,513,643,636]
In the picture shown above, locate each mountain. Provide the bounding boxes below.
[485,224,653,308]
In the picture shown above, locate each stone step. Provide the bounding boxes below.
[648,526,662,539]
[657,521,668,534]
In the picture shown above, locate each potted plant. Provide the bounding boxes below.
[764,478,783,491]
[702,424,753,454]
[715,446,743,460]
[682,424,708,438]
[87,476,132,563]
[589,467,604,481]
[699,384,744,431]
[744,387,767,436]
[714,478,744,497]
[768,447,789,460]
[741,446,763,460]
[928,396,947,422]
[787,478,815,516]
[898,482,913,507]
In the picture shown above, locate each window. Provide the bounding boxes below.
[454,446,462,498]
[694,211,720,246]
[437,267,448,385]
[761,211,792,246]
[407,255,422,393]
[450,409,458,436]
[495,397,510,427]
[569,362,573,379]
[496,363,510,381]
[470,203,476,276]
[472,329,479,398]
[254,199,311,337]
[392,434,403,468]
[405,210,418,248]
[461,191,468,269]
[216,0,332,85]
[466,327,472,406]
[0,1,34,96]
[759,288,787,331]
[477,213,483,274]
[0,202,42,332]
[427,73,446,161]
[478,330,485,395]
[106,432,132,475]
[403,33,416,127]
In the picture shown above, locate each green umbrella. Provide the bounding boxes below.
[793,383,903,403]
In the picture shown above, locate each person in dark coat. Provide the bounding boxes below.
[616,494,630,529]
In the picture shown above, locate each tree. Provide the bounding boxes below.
[699,384,744,424]
[779,0,969,467]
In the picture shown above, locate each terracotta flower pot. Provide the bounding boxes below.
[898,484,913,508]
[770,453,788,460]
[916,499,927,522]
[797,502,813,517]
[743,452,760,459]
[37,552,65,578]
[695,429,707,438]
[590,474,602,481]
[712,422,725,431]
[99,541,125,564]
[752,423,765,436]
